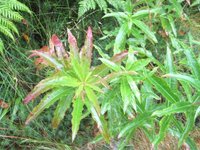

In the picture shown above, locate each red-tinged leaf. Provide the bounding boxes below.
[84,26,93,63]
[92,50,129,76]
[25,88,68,125]
[30,50,63,70]
[67,29,79,57]
[51,34,62,47]
[51,34,66,59]
[29,46,50,58]
[23,76,80,104]
[111,50,128,62]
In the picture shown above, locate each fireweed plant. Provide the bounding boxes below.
[23,27,137,143]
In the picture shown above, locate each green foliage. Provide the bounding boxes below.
[78,0,125,17]
[0,0,31,52]
[1,0,200,149]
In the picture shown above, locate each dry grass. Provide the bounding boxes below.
[83,128,200,150]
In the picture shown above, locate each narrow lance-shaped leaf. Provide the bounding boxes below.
[85,99,110,142]
[23,76,80,104]
[165,45,176,89]
[178,111,196,148]
[147,75,178,103]
[120,77,135,112]
[85,87,101,115]
[133,19,157,43]
[72,98,84,142]
[128,58,152,71]
[93,50,128,76]
[81,26,93,64]
[153,115,172,147]
[99,58,121,72]
[163,73,200,90]
[51,34,66,60]
[127,76,141,103]
[52,94,73,128]
[30,50,63,70]
[131,8,161,19]
[184,48,200,81]
[152,101,195,117]
[25,88,67,125]
[114,23,128,54]
[67,29,79,57]
[118,112,152,138]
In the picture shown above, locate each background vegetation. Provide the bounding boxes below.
[0,0,200,149]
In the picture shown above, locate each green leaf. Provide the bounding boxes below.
[180,81,192,102]
[152,102,195,117]
[165,45,177,90]
[118,112,151,138]
[178,111,195,148]
[85,99,110,142]
[114,23,128,54]
[127,75,141,103]
[147,76,178,103]
[72,98,84,142]
[85,87,101,114]
[132,8,161,19]
[25,88,68,125]
[169,0,183,17]
[133,19,157,43]
[129,58,152,71]
[93,51,128,76]
[103,12,128,20]
[99,58,121,72]
[184,48,200,80]
[168,15,177,37]
[120,77,135,112]
[153,115,172,146]
[52,94,73,128]
[163,73,200,90]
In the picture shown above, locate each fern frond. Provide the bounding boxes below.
[94,0,107,12]
[107,0,125,10]
[0,38,4,53]
[78,0,125,18]
[0,25,14,40]
[0,17,19,34]
[0,6,23,21]
[0,0,31,48]
[3,0,32,14]
[78,0,96,18]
